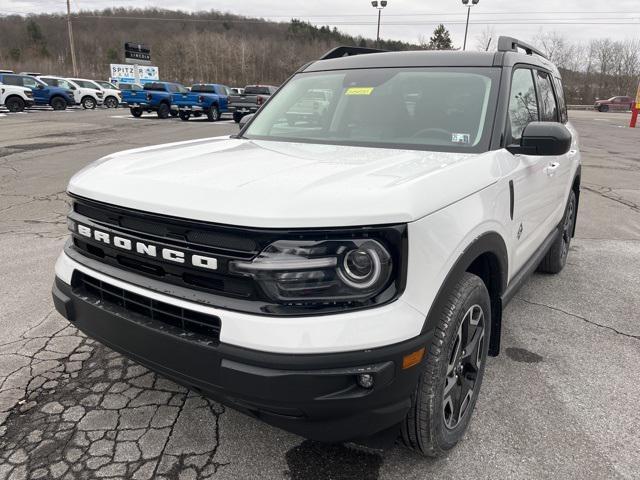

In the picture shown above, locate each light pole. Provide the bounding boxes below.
[371,1,388,48]
[461,0,479,51]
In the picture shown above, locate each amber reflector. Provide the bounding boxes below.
[402,347,425,369]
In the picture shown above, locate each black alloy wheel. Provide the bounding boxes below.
[442,304,485,430]
[104,96,119,108]
[6,97,25,112]
[50,97,67,110]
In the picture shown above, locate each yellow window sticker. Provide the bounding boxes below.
[345,87,374,96]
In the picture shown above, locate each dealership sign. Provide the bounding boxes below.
[110,64,159,85]
[125,42,151,65]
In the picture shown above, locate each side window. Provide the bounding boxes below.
[535,71,558,122]
[508,68,539,141]
[553,77,568,123]
[22,77,39,89]
[4,75,23,86]
[167,84,178,93]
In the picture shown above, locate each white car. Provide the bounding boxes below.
[68,77,107,109]
[0,82,34,112]
[38,76,103,109]
[53,37,581,455]
[93,80,122,108]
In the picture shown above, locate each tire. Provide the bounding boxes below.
[233,112,243,123]
[5,96,25,113]
[598,105,609,112]
[537,190,577,274]
[50,97,67,111]
[130,107,143,118]
[104,96,119,108]
[82,96,97,109]
[207,106,220,122]
[157,103,170,119]
[179,111,190,121]
[401,273,490,457]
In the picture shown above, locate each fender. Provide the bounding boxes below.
[421,231,508,357]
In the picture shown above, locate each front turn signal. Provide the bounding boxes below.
[402,347,425,370]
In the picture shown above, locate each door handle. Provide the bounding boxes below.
[544,162,560,176]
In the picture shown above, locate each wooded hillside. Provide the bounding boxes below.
[0,8,417,87]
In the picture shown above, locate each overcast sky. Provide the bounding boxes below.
[4,0,640,47]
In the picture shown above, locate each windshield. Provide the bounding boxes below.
[244,67,499,152]
[191,84,216,93]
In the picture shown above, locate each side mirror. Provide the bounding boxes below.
[507,122,571,156]
[239,113,254,129]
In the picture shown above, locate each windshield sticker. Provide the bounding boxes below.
[451,133,471,144]
[345,87,374,96]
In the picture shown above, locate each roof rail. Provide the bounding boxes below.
[319,46,387,61]
[497,36,548,59]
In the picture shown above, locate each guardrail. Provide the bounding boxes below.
[568,105,593,110]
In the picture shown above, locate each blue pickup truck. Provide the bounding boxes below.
[170,83,232,121]
[127,81,187,119]
[0,73,75,110]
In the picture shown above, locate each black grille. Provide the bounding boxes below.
[73,272,221,343]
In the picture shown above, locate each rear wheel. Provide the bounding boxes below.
[157,103,170,119]
[82,96,97,109]
[5,96,25,113]
[130,107,143,118]
[179,111,190,121]
[401,273,490,457]
[207,106,220,122]
[537,190,577,274]
[50,97,67,111]
[104,96,119,108]
[598,105,609,112]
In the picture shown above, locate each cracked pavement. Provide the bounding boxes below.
[1,109,639,479]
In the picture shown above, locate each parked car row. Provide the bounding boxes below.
[123,81,277,122]
[0,71,122,112]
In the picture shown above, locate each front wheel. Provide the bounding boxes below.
[179,111,190,121]
[598,105,609,112]
[537,190,577,274]
[82,96,97,109]
[5,96,25,113]
[401,273,490,457]
[130,107,143,118]
[207,106,220,122]
[157,103,170,119]
[104,96,119,108]
[50,97,67,111]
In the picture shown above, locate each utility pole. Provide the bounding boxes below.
[371,1,387,48]
[66,0,78,76]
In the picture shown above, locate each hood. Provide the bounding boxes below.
[68,137,500,228]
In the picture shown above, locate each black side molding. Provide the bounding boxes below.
[509,180,515,220]
[501,227,558,306]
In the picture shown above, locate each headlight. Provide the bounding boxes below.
[229,238,395,305]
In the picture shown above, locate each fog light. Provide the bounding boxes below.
[357,373,374,389]
[67,218,76,232]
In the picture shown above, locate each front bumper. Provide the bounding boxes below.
[52,255,429,442]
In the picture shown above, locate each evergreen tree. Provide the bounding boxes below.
[428,24,453,50]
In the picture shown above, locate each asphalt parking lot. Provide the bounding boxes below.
[0,107,639,480]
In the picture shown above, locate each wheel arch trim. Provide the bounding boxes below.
[421,231,508,356]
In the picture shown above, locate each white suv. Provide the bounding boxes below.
[68,77,105,109]
[93,80,122,108]
[0,82,34,112]
[38,76,103,109]
[52,37,580,456]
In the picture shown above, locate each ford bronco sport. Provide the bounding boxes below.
[53,37,580,456]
